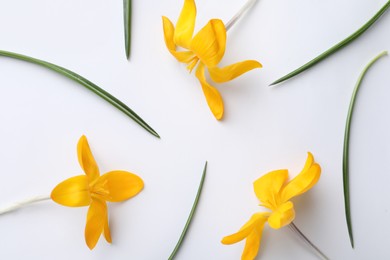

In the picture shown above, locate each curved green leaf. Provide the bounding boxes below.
[0,50,159,138]
[168,162,207,260]
[343,51,387,248]
[271,1,390,86]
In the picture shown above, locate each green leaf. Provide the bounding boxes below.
[168,162,207,260]
[0,50,159,138]
[343,50,387,248]
[124,0,132,60]
[270,1,390,86]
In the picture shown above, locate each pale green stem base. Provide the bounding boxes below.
[0,195,50,215]
[225,0,258,31]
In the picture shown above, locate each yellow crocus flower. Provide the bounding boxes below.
[51,135,144,249]
[162,0,262,120]
[222,152,321,259]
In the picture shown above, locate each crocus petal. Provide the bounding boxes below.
[77,135,100,181]
[85,199,107,250]
[253,170,288,210]
[241,219,267,260]
[221,213,268,245]
[94,171,144,202]
[162,16,194,63]
[301,152,314,172]
[208,60,262,83]
[268,201,295,229]
[195,63,224,120]
[190,19,226,67]
[103,207,112,243]
[51,175,91,207]
[174,0,196,49]
[281,153,321,202]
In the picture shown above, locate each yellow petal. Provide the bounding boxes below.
[268,201,295,229]
[221,213,268,245]
[253,170,288,210]
[162,16,194,63]
[302,152,314,172]
[195,63,224,120]
[51,175,91,207]
[241,219,267,260]
[208,60,262,83]
[281,152,321,202]
[93,171,144,202]
[174,0,196,49]
[85,199,107,250]
[190,19,226,68]
[77,135,100,181]
[103,207,112,243]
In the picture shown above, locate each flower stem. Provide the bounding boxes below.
[0,195,51,215]
[288,222,329,260]
[270,0,390,86]
[343,50,388,248]
[225,0,258,31]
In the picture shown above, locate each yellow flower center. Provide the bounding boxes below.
[186,56,199,72]
[90,179,110,199]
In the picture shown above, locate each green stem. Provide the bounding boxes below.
[288,222,329,260]
[343,50,387,248]
[270,1,390,86]
[0,50,159,138]
[168,162,207,260]
[124,0,132,60]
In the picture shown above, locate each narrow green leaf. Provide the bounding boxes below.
[168,162,207,260]
[270,1,390,86]
[124,0,132,60]
[0,50,159,138]
[343,51,387,248]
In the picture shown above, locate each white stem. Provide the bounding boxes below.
[225,0,258,31]
[0,195,51,215]
[288,222,329,260]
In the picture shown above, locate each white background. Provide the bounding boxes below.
[0,0,389,259]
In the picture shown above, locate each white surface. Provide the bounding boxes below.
[0,0,389,259]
